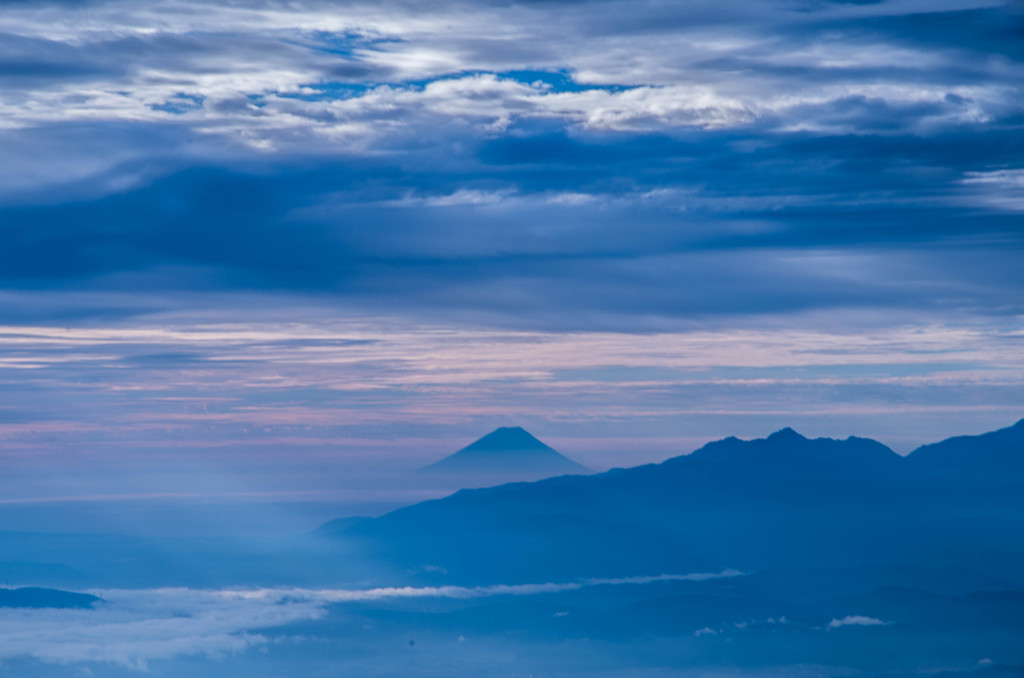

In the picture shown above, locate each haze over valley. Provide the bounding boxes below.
[2,422,1023,676]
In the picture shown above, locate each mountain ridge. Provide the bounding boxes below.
[334,420,1024,585]
[907,417,1024,469]
[0,586,99,609]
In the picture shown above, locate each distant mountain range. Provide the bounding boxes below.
[333,419,1024,586]
[418,426,588,483]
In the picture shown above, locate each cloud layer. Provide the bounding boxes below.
[2,0,1021,326]
[0,572,741,669]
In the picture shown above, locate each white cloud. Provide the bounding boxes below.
[827,615,888,629]
[423,189,511,207]
[961,169,1024,211]
[233,569,744,603]
[0,0,1012,160]
[0,588,320,669]
[0,571,743,669]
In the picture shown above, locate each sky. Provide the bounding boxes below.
[0,0,1022,527]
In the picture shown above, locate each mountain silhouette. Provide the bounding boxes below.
[0,587,99,609]
[908,418,1024,471]
[903,418,1024,514]
[345,427,925,583]
[419,426,588,479]
[683,426,902,471]
[332,422,1024,586]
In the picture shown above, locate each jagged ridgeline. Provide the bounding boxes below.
[337,420,1024,586]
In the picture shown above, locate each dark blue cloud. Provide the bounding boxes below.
[824,7,1024,59]
[0,120,1021,329]
[0,0,1019,330]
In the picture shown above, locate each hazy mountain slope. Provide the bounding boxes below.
[0,587,99,609]
[908,419,1024,471]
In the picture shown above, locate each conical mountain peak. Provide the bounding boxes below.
[420,427,588,478]
[463,426,550,452]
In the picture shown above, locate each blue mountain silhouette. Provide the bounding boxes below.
[0,587,98,609]
[419,426,588,477]
[338,421,1024,586]
[908,418,1024,470]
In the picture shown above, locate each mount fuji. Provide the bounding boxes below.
[419,426,589,482]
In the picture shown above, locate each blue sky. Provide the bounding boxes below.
[0,0,1022,517]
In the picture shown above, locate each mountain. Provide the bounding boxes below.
[686,427,902,470]
[0,586,99,609]
[419,426,589,481]
[343,428,936,584]
[905,418,1024,515]
[908,418,1024,471]
[327,422,1024,587]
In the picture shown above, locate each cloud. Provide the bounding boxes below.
[961,169,1024,211]
[1,148,1022,331]
[827,614,889,629]
[0,1,1019,330]
[0,307,1022,491]
[0,0,1018,160]
[0,588,319,669]
[233,570,744,603]
[0,572,742,669]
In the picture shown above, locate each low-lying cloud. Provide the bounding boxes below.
[0,571,742,669]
